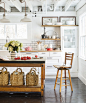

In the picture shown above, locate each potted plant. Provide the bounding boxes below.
[4,40,23,59]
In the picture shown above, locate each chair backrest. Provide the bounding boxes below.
[65,52,74,67]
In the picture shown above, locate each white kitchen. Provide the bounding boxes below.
[0,0,86,103]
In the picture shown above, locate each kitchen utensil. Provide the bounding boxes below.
[44,44,48,48]
[37,41,41,50]
[49,35,51,39]
[41,34,46,39]
[52,35,56,39]
[47,48,53,51]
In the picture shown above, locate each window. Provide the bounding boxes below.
[80,14,86,59]
[17,24,27,39]
[5,25,16,39]
[0,23,27,39]
[0,25,4,39]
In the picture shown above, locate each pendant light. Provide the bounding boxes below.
[20,0,31,22]
[0,2,10,23]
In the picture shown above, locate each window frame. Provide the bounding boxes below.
[79,13,86,60]
[0,23,27,40]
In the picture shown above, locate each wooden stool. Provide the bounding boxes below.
[54,52,74,93]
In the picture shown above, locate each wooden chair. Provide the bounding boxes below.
[54,52,74,93]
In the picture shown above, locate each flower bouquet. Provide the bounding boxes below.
[5,41,23,60]
[4,40,23,52]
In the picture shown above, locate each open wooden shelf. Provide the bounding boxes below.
[41,38,61,40]
[42,25,78,27]
[0,84,41,92]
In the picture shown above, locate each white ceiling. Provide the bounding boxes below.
[0,0,85,12]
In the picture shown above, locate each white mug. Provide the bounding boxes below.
[52,35,56,39]
[49,36,51,39]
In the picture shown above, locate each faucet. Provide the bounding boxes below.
[6,36,10,43]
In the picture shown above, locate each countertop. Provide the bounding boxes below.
[20,50,61,52]
[0,58,46,63]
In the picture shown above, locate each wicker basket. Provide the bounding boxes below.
[26,68,38,86]
[10,68,24,86]
[0,67,9,86]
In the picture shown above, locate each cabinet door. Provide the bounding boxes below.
[61,26,77,50]
[38,52,49,57]
[50,52,61,57]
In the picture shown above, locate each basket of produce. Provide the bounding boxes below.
[26,68,38,86]
[10,68,24,86]
[0,67,9,86]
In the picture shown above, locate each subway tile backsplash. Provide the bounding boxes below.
[0,40,61,50]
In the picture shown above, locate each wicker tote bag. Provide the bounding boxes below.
[0,67,9,86]
[26,68,38,86]
[10,68,24,86]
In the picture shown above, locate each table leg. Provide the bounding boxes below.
[41,63,44,96]
[43,64,45,89]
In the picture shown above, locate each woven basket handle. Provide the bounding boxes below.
[30,68,37,72]
[16,68,22,73]
[2,67,7,72]
[0,70,2,73]
[30,69,36,75]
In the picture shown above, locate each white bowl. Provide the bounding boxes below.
[46,23,52,25]
[66,21,75,25]
[56,22,62,25]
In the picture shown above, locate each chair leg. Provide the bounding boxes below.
[60,70,63,93]
[65,70,67,88]
[54,70,59,89]
[68,70,73,91]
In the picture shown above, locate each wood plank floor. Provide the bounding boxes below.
[0,78,86,103]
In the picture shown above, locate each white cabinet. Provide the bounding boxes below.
[61,26,78,75]
[61,26,77,50]
[38,52,62,76]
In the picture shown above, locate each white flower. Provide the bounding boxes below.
[15,41,20,46]
[17,46,20,51]
[8,46,13,52]
[4,43,9,47]
[20,43,23,47]
[11,41,15,47]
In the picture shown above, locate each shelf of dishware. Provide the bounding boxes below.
[42,25,78,27]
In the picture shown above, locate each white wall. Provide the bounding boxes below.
[0,12,76,44]
[77,4,86,85]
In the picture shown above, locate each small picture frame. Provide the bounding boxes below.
[47,4,54,11]
[59,16,76,25]
[38,6,42,12]
[42,17,58,25]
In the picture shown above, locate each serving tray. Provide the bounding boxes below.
[32,57,43,59]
